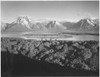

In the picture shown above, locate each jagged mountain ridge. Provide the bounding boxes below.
[1,16,99,33]
[61,18,99,32]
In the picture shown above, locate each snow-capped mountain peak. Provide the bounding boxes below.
[80,18,95,27]
[13,16,32,29]
[16,16,31,22]
[86,18,95,26]
[1,16,99,34]
[55,21,62,25]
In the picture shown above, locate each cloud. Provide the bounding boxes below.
[77,12,96,19]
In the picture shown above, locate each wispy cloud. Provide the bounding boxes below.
[77,12,97,19]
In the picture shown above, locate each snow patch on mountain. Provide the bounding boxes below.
[13,16,32,29]
[1,16,99,33]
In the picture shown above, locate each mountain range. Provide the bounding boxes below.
[1,16,99,34]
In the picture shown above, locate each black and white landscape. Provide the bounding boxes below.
[1,1,99,77]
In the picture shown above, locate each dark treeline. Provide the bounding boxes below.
[1,37,99,76]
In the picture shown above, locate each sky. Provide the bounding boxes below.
[1,1,99,23]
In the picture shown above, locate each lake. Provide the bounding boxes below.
[1,33,99,41]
